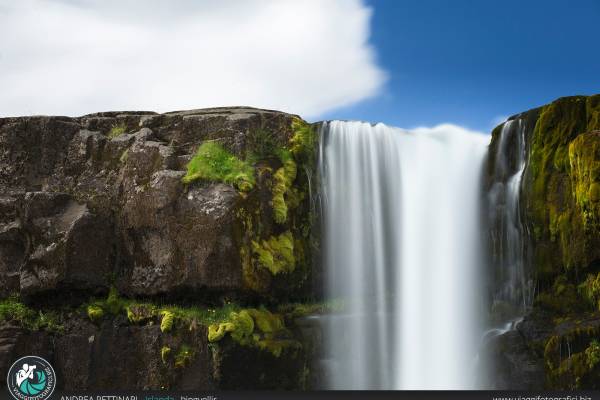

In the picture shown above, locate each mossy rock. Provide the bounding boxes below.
[578,272,600,311]
[207,308,300,358]
[182,141,255,192]
[569,131,600,232]
[87,304,104,322]
[235,118,318,299]
[523,95,600,281]
[543,318,600,389]
[272,157,297,224]
[126,304,156,324]
[160,310,175,333]
[251,231,295,276]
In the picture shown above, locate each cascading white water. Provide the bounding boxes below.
[320,120,489,389]
[488,119,534,317]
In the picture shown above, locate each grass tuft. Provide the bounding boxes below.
[0,296,63,332]
[182,142,255,192]
[108,123,127,138]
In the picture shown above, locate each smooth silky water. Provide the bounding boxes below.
[319,121,489,389]
[478,119,534,384]
[487,119,534,313]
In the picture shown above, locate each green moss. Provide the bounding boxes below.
[108,123,127,138]
[206,308,300,357]
[544,335,560,370]
[160,301,240,327]
[85,289,127,321]
[527,98,587,270]
[160,310,175,333]
[84,290,243,333]
[247,308,284,335]
[105,287,125,314]
[586,95,600,131]
[543,319,600,389]
[585,340,600,369]
[86,288,126,323]
[87,304,104,322]
[536,275,582,314]
[161,346,171,364]
[182,141,255,192]
[525,96,600,277]
[251,231,295,275]
[555,352,588,389]
[234,117,317,297]
[569,132,600,232]
[174,345,194,368]
[578,273,600,310]
[229,310,255,344]
[0,297,62,332]
[290,118,316,162]
[126,304,156,324]
[546,342,600,389]
[272,156,297,224]
[553,145,570,172]
[208,322,235,342]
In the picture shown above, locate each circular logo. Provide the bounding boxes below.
[6,356,56,400]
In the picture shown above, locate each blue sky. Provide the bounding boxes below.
[320,0,600,131]
[1,0,598,133]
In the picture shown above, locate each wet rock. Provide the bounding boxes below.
[484,328,545,389]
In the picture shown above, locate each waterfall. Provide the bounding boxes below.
[487,119,534,321]
[319,120,489,389]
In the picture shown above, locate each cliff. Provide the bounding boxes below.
[485,95,600,389]
[2,95,600,391]
[0,107,323,390]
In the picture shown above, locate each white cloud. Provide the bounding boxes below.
[0,0,386,119]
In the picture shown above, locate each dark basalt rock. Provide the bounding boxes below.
[0,314,312,390]
[0,191,114,299]
[121,180,242,296]
[0,107,317,301]
[0,107,320,390]
[484,328,545,390]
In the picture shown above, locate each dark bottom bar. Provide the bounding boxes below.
[13,391,597,400]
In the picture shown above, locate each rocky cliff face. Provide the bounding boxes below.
[3,96,599,391]
[0,107,323,390]
[485,95,600,389]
